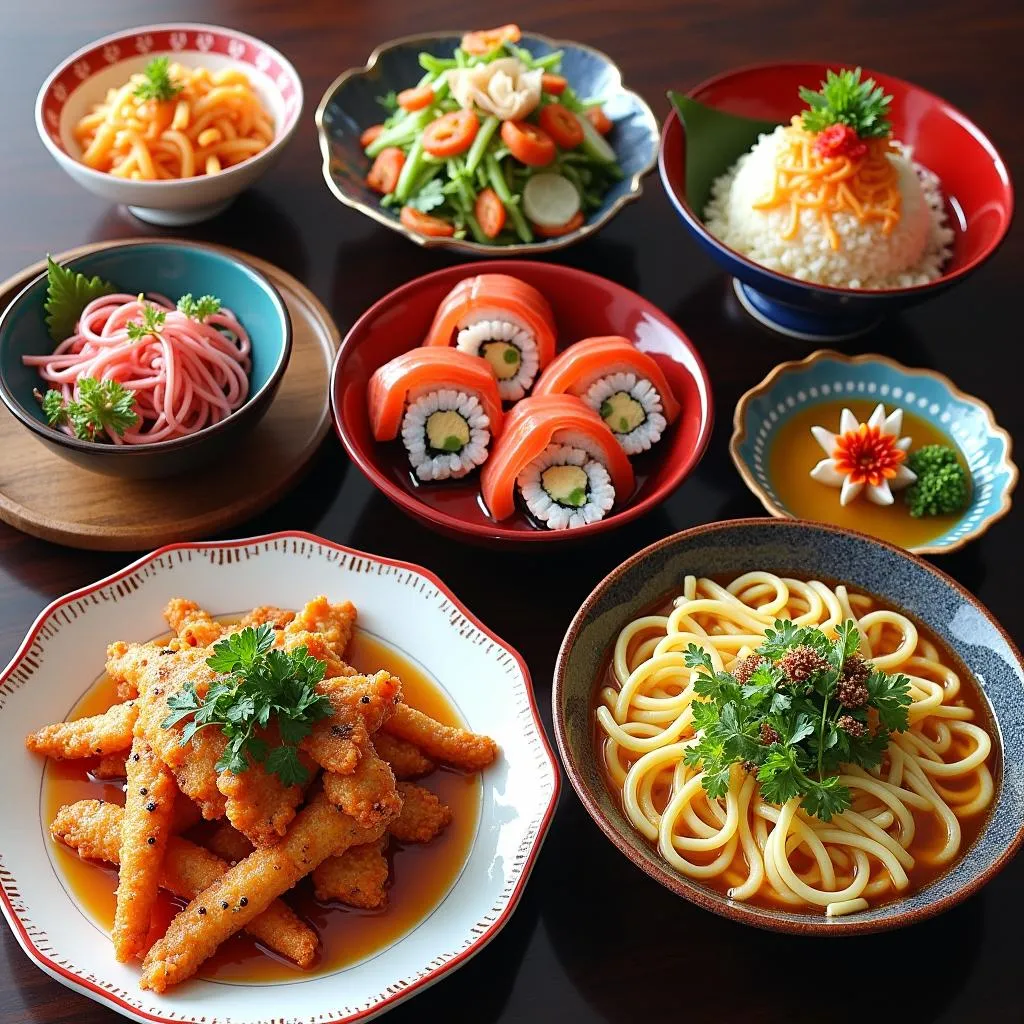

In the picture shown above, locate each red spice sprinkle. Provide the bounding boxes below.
[813,123,868,161]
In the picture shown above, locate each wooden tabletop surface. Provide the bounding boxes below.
[1,1,1022,1022]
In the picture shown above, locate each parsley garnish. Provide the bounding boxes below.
[125,298,167,341]
[176,293,222,321]
[683,619,911,822]
[406,178,446,213]
[161,625,333,786]
[133,57,184,103]
[800,67,893,139]
[39,378,139,441]
[43,256,114,343]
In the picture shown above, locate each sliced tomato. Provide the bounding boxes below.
[474,188,506,239]
[500,120,556,167]
[360,124,384,149]
[538,104,583,150]
[532,210,585,237]
[397,86,434,112]
[400,206,456,237]
[461,24,521,56]
[586,106,613,135]
[541,73,568,96]
[422,109,479,158]
[366,147,405,194]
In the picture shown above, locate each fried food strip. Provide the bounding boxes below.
[285,597,356,659]
[321,751,402,829]
[206,822,254,864]
[373,732,436,779]
[51,800,317,968]
[113,736,178,961]
[280,628,357,679]
[163,598,227,649]
[312,837,389,908]
[383,704,497,772]
[92,752,128,779]
[302,671,402,775]
[391,783,453,843]
[139,791,390,992]
[239,605,296,631]
[25,699,138,760]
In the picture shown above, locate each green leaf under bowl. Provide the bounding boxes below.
[668,91,779,216]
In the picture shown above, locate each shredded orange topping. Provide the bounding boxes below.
[752,117,902,251]
[832,423,907,487]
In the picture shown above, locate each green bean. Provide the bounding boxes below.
[409,160,442,197]
[559,162,586,194]
[463,211,490,244]
[365,108,432,157]
[485,155,533,243]
[419,53,458,73]
[532,50,564,70]
[465,115,500,175]
[455,47,469,68]
[394,137,425,203]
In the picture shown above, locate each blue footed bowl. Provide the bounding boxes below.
[314,31,658,254]
[554,517,1024,935]
[730,351,1017,554]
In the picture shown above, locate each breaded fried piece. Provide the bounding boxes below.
[163,598,227,649]
[51,800,317,968]
[321,751,402,829]
[383,704,498,772]
[280,629,357,679]
[285,597,356,659]
[206,822,254,864]
[390,783,453,843]
[302,671,402,775]
[139,791,390,992]
[373,732,436,779]
[113,736,178,961]
[312,837,389,908]
[91,752,127,780]
[239,606,296,631]
[25,699,137,760]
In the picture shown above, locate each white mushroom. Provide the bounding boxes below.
[447,58,543,121]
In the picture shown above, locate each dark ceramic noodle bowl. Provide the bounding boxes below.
[553,518,1024,935]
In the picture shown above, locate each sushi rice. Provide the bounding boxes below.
[517,442,615,530]
[583,372,668,455]
[456,314,540,402]
[401,388,491,481]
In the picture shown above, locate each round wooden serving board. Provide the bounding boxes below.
[0,240,339,551]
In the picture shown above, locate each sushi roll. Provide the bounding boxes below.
[534,336,681,455]
[368,348,504,482]
[424,274,557,402]
[481,394,634,530]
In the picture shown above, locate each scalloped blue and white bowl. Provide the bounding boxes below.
[730,351,1017,555]
[314,31,658,255]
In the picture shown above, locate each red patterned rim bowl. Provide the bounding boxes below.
[34,24,304,226]
[330,260,715,546]
[0,531,560,1024]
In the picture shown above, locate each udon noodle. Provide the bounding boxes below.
[596,573,995,917]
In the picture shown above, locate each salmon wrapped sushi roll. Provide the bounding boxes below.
[368,348,504,482]
[481,394,634,530]
[423,274,557,402]
[534,336,681,456]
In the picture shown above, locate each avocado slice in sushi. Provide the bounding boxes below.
[479,340,523,381]
[599,391,647,435]
[540,464,590,508]
[425,409,471,454]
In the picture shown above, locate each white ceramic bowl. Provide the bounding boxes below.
[0,531,559,1024]
[35,23,303,225]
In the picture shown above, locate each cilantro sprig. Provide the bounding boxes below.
[161,625,333,786]
[176,293,222,321]
[800,67,893,139]
[683,619,911,822]
[39,378,139,441]
[125,298,167,341]
[133,57,184,103]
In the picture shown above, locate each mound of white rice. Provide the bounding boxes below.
[704,126,955,289]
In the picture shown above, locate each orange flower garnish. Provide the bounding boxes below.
[832,423,907,487]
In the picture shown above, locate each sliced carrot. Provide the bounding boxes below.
[422,109,479,158]
[500,120,556,167]
[532,211,584,237]
[538,104,583,150]
[397,86,434,112]
[461,24,521,56]
[400,206,455,237]
[474,188,506,239]
[360,124,384,149]
[541,74,568,96]
[586,106,613,135]
[366,147,405,194]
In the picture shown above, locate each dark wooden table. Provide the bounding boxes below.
[2,1,1022,1021]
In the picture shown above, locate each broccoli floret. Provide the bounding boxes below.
[904,445,970,518]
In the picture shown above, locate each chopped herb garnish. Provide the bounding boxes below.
[43,255,114,343]
[405,177,446,213]
[125,299,167,341]
[38,378,139,441]
[133,57,184,103]
[176,293,222,321]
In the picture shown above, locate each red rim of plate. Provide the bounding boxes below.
[330,260,715,543]
[0,529,561,1024]
[658,59,1015,298]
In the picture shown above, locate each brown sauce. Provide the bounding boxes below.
[43,629,481,981]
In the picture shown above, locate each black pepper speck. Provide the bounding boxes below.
[239,897,248,907]
[360,695,370,704]
[139,787,148,796]
[147,837,155,845]
[145,802,156,812]
[198,907,206,915]
[221,901,229,909]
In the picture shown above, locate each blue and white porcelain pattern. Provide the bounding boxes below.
[730,351,1017,554]
[314,31,658,255]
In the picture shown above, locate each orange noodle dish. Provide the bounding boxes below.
[74,57,274,179]
[595,573,995,917]
[25,258,250,444]
[705,68,954,289]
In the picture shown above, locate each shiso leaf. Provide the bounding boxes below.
[43,256,115,344]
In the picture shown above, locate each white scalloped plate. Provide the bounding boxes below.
[0,531,559,1023]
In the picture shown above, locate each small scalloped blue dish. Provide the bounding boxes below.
[314,31,658,255]
[730,350,1017,555]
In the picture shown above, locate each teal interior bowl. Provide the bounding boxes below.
[0,241,291,479]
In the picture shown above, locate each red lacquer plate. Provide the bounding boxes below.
[331,262,714,545]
